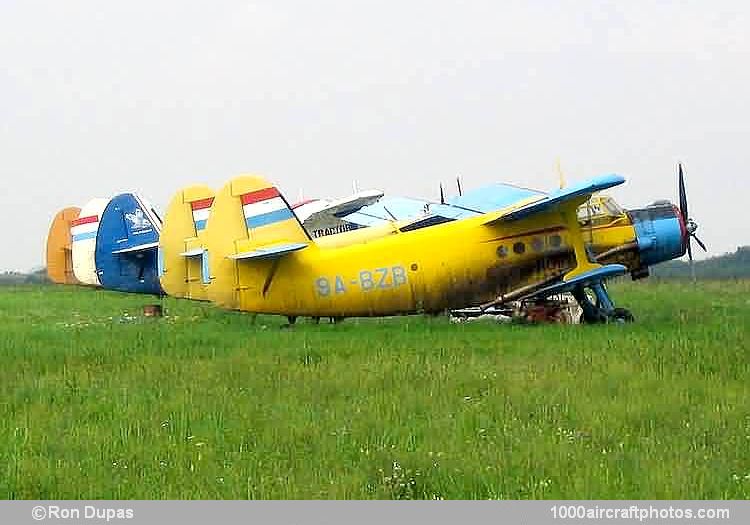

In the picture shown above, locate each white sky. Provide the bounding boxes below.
[1,0,748,271]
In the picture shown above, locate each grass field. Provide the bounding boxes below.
[1,281,748,499]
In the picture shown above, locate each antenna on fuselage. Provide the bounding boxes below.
[456,175,463,196]
[439,183,445,204]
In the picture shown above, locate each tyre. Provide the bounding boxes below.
[608,308,635,324]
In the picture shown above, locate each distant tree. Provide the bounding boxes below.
[0,268,51,285]
[651,246,750,279]
[0,271,27,285]
[25,268,51,284]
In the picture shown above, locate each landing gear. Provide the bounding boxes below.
[286,315,297,325]
[609,307,635,324]
[572,283,634,324]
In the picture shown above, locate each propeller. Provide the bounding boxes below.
[677,162,707,265]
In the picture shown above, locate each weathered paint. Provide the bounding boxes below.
[159,184,216,301]
[205,174,615,318]
[46,206,81,285]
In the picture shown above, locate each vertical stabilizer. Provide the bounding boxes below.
[72,197,110,285]
[95,193,162,294]
[159,184,215,300]
[206,175,310,309]
[46,206,81,284]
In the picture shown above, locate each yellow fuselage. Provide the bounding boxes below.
[204,176,646,318]
[215,212,586,316]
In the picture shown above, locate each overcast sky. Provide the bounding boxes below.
[1,0,748,271]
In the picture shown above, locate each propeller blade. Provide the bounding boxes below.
[686,236,693,262]
[692,235,707,252]
[678,163,689,223]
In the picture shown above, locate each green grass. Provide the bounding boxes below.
[1,281,749,499]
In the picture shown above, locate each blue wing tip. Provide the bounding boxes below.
[598,173,626,187]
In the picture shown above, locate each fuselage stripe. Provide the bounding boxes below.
[241,187,280,205]
[190,198,214,210]
[71,215,99,226]
[242,196,288,219]
[245,208,294,229]
[72,231,97,242]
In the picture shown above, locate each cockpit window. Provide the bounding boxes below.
[604,198,623,216]
[577,196,625,227]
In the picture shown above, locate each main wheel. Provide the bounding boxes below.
[579,309,608,324]
[608,308,635,324]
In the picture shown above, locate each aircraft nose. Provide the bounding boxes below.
[628,201,687,267]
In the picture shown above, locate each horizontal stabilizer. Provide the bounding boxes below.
[111,241,159,254]
[228,242,308,261]
[179,248,204,257]
[484,174,625,225]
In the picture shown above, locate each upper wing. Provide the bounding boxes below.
[446,182,546,213]
[293,190,383,225]
[344,183,549,228]
[343,196,433,227]
[482,174,625,225]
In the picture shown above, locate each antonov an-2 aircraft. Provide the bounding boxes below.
[199,171,697,324]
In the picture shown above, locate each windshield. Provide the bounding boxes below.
[577,196,625,226]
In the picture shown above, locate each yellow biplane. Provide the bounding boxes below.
[199,169,700,324]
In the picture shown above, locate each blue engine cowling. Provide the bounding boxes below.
[628,202,687,267]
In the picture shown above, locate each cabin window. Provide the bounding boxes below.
[549,234,562,248]
[496,245,508,258]
[531,237,544,252]
[577,196,626,227]
[513,242,525,254]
